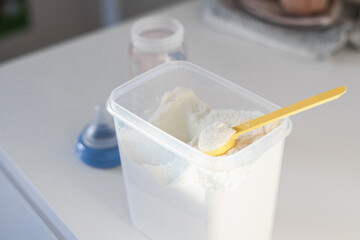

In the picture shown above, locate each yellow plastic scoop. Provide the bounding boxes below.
[203,86,347,156]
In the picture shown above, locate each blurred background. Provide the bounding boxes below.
[3,0,360,63]
[0,0,187,63]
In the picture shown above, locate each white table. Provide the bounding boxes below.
[0,1,359,239]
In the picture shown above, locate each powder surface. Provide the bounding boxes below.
[149,87,279,156]
[198,122,235,152]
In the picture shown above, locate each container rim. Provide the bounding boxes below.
[107,61,292,171]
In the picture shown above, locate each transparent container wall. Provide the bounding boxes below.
[115,119,207,240]
[115,117,285,240]
[114,63,278,123]
[128,43,187,77]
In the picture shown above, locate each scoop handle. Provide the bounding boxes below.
[232,86,347,137]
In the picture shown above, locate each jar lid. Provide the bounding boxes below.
[131,17,184,53]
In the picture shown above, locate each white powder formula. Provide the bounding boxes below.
[150,88,280,156]
[198,122,236,152]
[117,88,285,240]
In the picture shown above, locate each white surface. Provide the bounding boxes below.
[0,1,359,239]
[0,150,77,240]
[0,166,57,240]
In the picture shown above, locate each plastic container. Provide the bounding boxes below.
[128,17,187,77]
[107,61,292,240]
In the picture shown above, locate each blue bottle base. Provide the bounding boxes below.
[76,136,121,168]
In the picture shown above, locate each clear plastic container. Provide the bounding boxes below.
[128,17,187,77]
[107,61,292,240]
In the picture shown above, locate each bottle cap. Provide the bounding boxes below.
[131,17,184,53]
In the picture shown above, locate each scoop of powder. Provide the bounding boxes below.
[198,122,236,152]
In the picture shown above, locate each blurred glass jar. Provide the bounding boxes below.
[128,17,187,77]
